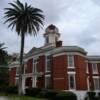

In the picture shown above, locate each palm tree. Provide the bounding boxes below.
[0,43,8,65]
[4,0,44,95]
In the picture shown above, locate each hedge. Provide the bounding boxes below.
[25,88,77,100]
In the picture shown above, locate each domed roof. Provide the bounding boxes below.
[45,24,59,33]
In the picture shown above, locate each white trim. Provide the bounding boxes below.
[68,73,76,90]
[53,52,86,57]
[68,55,75,68]
[93,76,99,78]
[87,76,90,91]
[53,52,66,57]
[68,72,76,74]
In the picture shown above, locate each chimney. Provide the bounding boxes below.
[56,41,62,47]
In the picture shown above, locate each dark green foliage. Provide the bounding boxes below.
[37,89,58,99]
[0,67,9,87]
[55,91,77,100]
[36,89,47,98]
[6,86,18,94]
[0,43,8,65]
[4,0,44,36]
[44,89,58,99]
[87,91,96,99]
[25,88,41,97]
[26,88,77,100]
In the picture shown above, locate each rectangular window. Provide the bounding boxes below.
[68,55,74,68]
[68,74,76,89]
[45,75,51,88]
[33,58,38,73]
[92,63,98,74]
[93,78,100,90]
[46,55,52,72]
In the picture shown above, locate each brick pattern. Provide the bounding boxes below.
[26,58,33,73]
[52,55,68,90]
[75,55,87,90]
[37,55,45,88]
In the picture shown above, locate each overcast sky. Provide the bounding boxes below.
[0,0,100,55]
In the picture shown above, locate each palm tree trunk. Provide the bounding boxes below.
[18,32,25,95]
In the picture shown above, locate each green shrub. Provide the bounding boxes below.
[55,91,77,100]
[87,91,96,99]
[6,86,18,94]
[44,89,58,99]
[36,89,47,98]
[25,88,41,97]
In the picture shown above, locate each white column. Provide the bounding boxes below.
[22,76,25,94]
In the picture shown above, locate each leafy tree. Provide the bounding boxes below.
[0,43,8,65]
[0,43,9,91]
[4,0,44,95]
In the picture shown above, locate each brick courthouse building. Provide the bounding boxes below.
[9,25,100,97]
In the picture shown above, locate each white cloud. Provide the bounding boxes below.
[0,0,100,55]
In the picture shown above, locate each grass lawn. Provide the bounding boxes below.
[0,93,47,100]
[7,96,47,100]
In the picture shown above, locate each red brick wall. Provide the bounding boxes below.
[37,55,45,88]
[26,58,33,73]
[75,55,87,90]
[9,67,16,86]
[52,55,68,90]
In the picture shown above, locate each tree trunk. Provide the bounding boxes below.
[18,32,25,95]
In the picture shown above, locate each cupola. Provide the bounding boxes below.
[44,24,60,45]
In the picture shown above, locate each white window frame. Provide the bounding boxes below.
[33,58,38,73]
[92,63,98,74]
[45,55,51,72]
[68,73,76,90]
[93,77,100,90]
[86,63,89,73]
[45,75,51,88]
[68,55,74,68]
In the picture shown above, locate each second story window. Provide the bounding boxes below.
[68,55,74,68]
[46,55,51,72]
[33,58,38,73]
[92,63,98,74]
